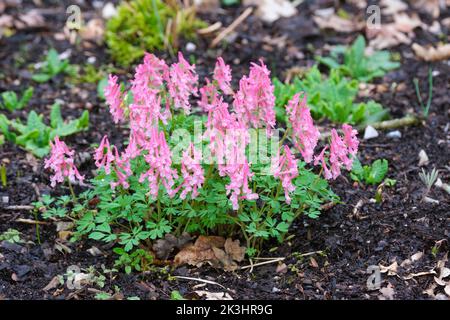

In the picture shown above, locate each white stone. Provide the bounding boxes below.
[364,125,379,140]
[418,149,429,166]
[2,196,9,204]
[386,130,401,139]
[185,42,196,52]
[102,2,117,20]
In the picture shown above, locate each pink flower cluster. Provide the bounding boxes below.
[272,146,298,204]
[174,143,205,200]
[44,136,84,187]
[46,53,360,210]
[286,93,320,163]
[314,124,359,180]
[233,60,276,131]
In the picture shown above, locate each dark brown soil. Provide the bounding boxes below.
[0,1,449,300]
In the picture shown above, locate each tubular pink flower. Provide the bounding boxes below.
[167,52,198,114]
[223,159,258,210]
[110,146,131,190]
[94,135,114,174]
[130,53,170,126]
[342,124,359,158]
[329,129,352,178]
[104,74,124,124]
[314,146,332,180]
[286,93,320,163]
[213,57,233,95]
[198,78,218,112]
[139,128,178,198]
[175,143,205,199]
[131,53,169,98]
[272,146,299,204]
[233,59,276,130]
[44,136,84,187]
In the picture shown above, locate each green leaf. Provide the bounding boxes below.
[367,159,388,185]
[32,73,52,83]
[97,77,108,100]
[50,103,63,128]
[89,232,106,240]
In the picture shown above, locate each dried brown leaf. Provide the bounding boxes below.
[224,238,245,262]
[313,14,364,33]
[15,10,45,29]
[194,290,233,300]
[174,236,245,271]
[379,261,398,276]
[80,19,104,44]
[412,0,441,18]
[380,0,408,15]
[244,0,297,24]
[367,13,423,50]
[412,43,450,62]
[379,283,395,300]
[42,276,61,291]
[445,284,450,297]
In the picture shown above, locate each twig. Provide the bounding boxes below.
[197,22,222,35]
[210,7,253,48]
[319,114,420,140]
[173,276,226,289]
[4,205,34,210]
[240,257,285,270]
[293,250,323,258]
[15,218,49,225]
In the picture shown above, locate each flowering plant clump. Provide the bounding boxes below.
[42,53,359,267]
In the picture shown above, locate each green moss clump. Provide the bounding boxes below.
[106,0,206,66]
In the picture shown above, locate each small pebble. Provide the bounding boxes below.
[102,2,117,19]
[271,287,281,293]
[386,130,401,139]
[87,56,96,64]
[418,149,429,166]
[364,125,379,140]
[2,196,9,204]
[185,42,196,52]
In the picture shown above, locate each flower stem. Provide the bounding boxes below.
[68,180,77,203]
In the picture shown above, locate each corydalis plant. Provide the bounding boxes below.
[44,53,359,256]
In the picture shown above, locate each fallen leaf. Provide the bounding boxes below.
[379,261,398,276]
[87,246,103,256]
[212,246,238,271]
[0,15,14,28]
[411,251,424,262]
[58,230,72,241]
[153,232,192,259]
[445,284,450,297]
[310,257,319,268]
[276,263,287,274]
[367,13,423,50]
[80,19,104,44]
[15,10,45,29]
[244,0,297,24]
[224,238,245,262]
[412,43,450,62]
[418,149,429,166]
[313,11,364,33]
[379,283,395,300]
[423,283,437,298]
[194,290,233,300]
[412,0,441,18]
[380,0,408,15]
[174,236,245,271]
[403,270,436,280]
[42,276,61,291]
[55,221,73,232]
